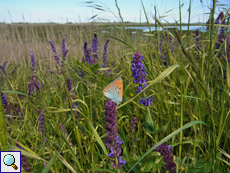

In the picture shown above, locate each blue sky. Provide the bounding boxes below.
[0,0,229,23]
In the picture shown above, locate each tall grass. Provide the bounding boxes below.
[0,0,230,172]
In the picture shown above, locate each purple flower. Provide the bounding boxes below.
[1,92,8,106]
[43,161,47,167]
[105,100,118,146]
[29,50,40,94]
[92,34,99,60]
[153,143,176,173]
[27,77,40,95]
[48,39,60,66]
[30,49,36,68]
[0,61,8,76]
[48,39,58,54]
[17,89,22,100]
[62,36,66,56]
[163,33,172,44]
[102,39,110,67]
[131,52,154,106]
[90,57,95,64]
[79,71,84,78]
[106,136,123,159]
[216,12,226,49]
[19,107,25,119]
[62,36,69,66]
[83,42,91,64]
[131,52,147,93]
[104,100,126,169]
[16,141,30,172]
[130,117,137,142]
[27,82,35,96]
[30,49,37,79]
[66,77,78,113]
[110,156,126,169]
[215,12,223,25]
[1,92,11,121]
[67,77,72,91]
[38,110,45,132]
[139,96,154,106]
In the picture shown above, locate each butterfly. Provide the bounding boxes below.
[102,77,123,106]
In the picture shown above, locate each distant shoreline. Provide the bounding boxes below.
[0,22,206,27]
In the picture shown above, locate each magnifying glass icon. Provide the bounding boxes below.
[3,154,18,170]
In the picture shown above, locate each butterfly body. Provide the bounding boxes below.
[102,77,123,106]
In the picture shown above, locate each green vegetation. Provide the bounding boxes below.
[0,0,230,172]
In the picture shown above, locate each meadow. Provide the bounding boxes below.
[0,1,230,173]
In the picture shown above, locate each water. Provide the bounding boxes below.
[101,25,207,34]
[125,25,206,33]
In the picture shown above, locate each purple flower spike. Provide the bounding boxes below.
[131,52,147,93]
[32,77,40,93]
[62,36,66,56]
[105,100,118,146]
[139,96,154,106]
[214,12,227,49]
[104,100,126,169]
[30,49,36,78]
[83,42,93,64]
[0,61,8,76]
[66,77,78,114]
[153,143,176,173]
[27,76,40,96]
[62,36,69,66]
[215,12,224,25]
[67,77,72,91]
[130,117,137,142]
[164,33,172,44]
[83,42,88,63]
[131,52,154,106]
[92,34,99,60]
[38,110,45,132]
[1,92,11,121]
[102,39,110,67]
[48,39,59,65]
[48,39,58,54]
[30,49,36,68]
[27,82,35,96]
[63,49,69,61]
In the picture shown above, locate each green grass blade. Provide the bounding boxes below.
[128,120,205,172]
[41,154,57,173]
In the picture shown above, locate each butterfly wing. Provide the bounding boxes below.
[111,77,123,103]
[102,77,123,105]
